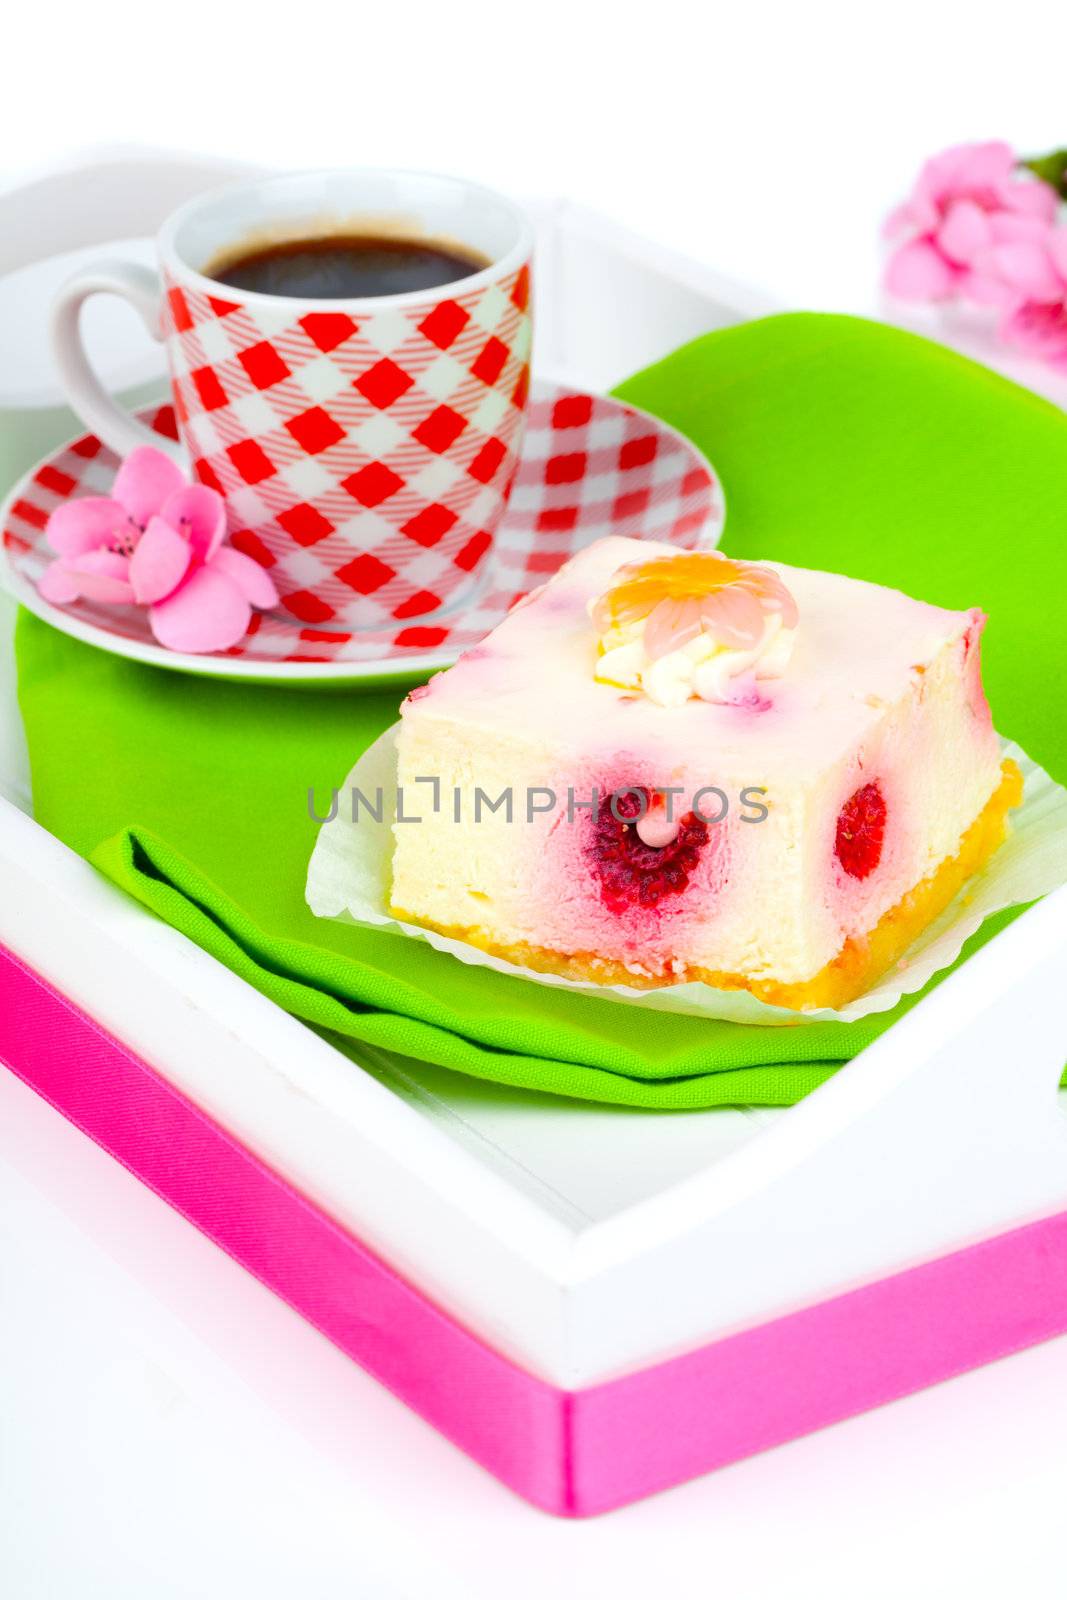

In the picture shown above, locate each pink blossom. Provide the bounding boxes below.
[39,446,278,653]
[884,141,1057,304]
[992,226,1067,367]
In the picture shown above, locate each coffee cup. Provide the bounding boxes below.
[51,169,534,629]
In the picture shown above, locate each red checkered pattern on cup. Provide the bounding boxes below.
[159,263,532,628]
[4,383,721,669]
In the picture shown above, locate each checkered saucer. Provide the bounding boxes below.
[0,380,723,683]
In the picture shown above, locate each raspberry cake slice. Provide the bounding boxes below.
[390,537,1019,1010]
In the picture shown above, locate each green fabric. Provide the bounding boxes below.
[14,312,1064,1108]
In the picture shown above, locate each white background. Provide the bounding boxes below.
[4,2,1067,1594]
[7,0,1067,316]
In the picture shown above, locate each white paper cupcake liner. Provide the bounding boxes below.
[306,726,1067,1026]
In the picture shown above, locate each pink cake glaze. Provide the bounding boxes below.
[416,542,984,772]
[962,613,994,728]
[392,538,1005,992]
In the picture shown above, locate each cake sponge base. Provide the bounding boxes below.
[391,760,1022,1014]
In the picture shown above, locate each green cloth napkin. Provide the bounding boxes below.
[15,312,1066,1108]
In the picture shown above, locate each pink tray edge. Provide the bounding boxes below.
[4,940,1067,1517]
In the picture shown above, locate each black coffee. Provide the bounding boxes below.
[207,233,489,299]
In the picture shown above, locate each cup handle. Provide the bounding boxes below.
[50,259,183,461]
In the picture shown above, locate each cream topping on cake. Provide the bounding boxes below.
[590,550,798,707]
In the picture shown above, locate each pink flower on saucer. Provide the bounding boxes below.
[883,141,1057,304]
[992,225,1067,367]
[39,446,278,653]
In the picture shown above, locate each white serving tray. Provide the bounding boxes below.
[3,152,1067,1393]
